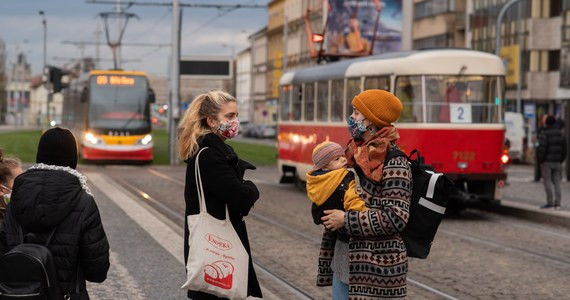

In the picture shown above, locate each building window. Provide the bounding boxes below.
[549,50,561,71]
[414,33,454,49]
[414,0,455,20]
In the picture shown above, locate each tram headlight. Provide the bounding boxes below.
[137,134,153,145]
[84,132,103,145]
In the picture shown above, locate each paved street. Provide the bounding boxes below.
[68,158,570,299]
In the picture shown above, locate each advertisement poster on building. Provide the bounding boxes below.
[325,0,402,56]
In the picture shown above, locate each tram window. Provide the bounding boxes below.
[364,76,390,91]
[432,76,501,123]
[331,79,344,122]
[280,85,292,121]
[346,78,361,114]
[425,76,446,123]
[316,81,329,122]
[395,76,423,122]
[292,85,302,121]
[304,82,315,122]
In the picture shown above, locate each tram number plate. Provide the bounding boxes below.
[450,103,472,123]
[453,151,475,161]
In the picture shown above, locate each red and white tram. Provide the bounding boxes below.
[278,49,508,207]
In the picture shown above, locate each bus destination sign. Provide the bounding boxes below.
[96,75,135,86]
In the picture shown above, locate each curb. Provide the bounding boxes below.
[480,200,570,229]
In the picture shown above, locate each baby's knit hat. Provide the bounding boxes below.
[352,89,403,127]
[312,141,344,170]
[36,127,78,169]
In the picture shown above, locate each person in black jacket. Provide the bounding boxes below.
[178,90,262,299]
[0,127,110,299]
[536,115,567,209]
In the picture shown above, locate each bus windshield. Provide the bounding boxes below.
[394,75,503,124]
[88,75,150,131]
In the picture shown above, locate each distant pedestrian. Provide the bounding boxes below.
[0,148,23,231]
[0,127,110,298]
[306,141,367,299]
[178,90,262,299]
[536,115,567,209]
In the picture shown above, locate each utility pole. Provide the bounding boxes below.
[169,0,181,165]
[39,10,50,127]
[495,0,522,114]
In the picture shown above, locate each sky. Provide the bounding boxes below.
[0,0,270,78]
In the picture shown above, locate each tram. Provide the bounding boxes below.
[278,48,508,206]
[63,69,155,163]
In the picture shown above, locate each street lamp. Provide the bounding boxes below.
[39,10,50,127]
[495,0,522,114]
[39,11,46,69]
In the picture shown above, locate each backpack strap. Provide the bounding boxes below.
[21,226,57,246]
[345,168,361,195]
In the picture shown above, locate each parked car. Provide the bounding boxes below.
[254,124,277,139]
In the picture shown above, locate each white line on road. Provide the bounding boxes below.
[88,173,185,265]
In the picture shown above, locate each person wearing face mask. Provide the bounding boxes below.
[178,90,262,299]
[321,89,412,299]
[0,148,23,231]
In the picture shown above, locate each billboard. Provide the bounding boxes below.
[500,44,520,86]
[179,57,232,79]
[325,0,402,56]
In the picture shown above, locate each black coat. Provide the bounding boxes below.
[0,165,110,299]
[184,133,261,299]
[537,126,567,163]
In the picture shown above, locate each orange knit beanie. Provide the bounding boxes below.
[351,89,403,127]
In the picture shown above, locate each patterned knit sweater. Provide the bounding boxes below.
[345,155,412,299]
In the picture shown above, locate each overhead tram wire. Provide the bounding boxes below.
[86,0,266,9]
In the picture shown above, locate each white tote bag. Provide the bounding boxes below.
[181,147,250,299]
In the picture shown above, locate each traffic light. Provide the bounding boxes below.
[43,66,70,93]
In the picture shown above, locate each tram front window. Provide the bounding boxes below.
[88,75,150,132]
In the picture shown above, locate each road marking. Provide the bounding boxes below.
[88,173,184,265]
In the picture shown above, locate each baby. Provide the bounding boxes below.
[306,141,366,227]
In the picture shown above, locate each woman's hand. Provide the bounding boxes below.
[321,209,346,231]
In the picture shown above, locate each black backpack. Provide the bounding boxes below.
[0,227,63,299]
[385,148,455,259]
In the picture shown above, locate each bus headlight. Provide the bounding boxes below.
[84,132,103,145]
[137,134,153,145]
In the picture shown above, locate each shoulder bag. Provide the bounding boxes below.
[181,147,249,300]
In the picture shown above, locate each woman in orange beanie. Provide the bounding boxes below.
[321,89,413,299]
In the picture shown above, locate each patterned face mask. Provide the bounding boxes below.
[347,116,367,140]
[217,118,240,139]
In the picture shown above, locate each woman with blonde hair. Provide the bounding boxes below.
[178,90,262,299]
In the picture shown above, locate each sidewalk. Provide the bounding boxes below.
[490,163,570,228]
